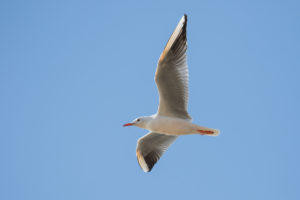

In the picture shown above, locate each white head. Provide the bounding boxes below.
[123,116,152,129]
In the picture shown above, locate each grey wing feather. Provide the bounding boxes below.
[155,14,191,120]
[136,132,177,172]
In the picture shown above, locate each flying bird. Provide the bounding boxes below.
[123,14,220,172]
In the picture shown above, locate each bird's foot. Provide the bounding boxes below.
[197,130,214,135]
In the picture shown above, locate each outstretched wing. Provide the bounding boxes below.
[136,132,177,172]
[155,14,191,120]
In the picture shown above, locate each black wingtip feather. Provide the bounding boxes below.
[184,14,187,21]
[170,15,187,57]
[144,151,161,172]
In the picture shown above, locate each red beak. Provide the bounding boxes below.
[123,123,134,127]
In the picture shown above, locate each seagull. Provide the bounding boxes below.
[123,14,219,172]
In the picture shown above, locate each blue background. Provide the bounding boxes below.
[1,0,300,199]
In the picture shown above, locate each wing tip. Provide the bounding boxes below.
[136,150,150,173]
[184,14,187,22]
[179,14,187,30]
[158,14,188,63]
[181,14,187,28]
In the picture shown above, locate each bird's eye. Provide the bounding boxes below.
[137,119,140,122]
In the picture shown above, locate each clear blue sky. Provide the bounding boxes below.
[1,0,300,199]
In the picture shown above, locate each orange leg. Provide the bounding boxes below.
[197,130,214,135]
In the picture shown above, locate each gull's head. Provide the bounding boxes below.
[123,116,152,129]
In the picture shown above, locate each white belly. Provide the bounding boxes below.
[147,115,197,135]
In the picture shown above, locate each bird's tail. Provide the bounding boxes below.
[196,126,220,136]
